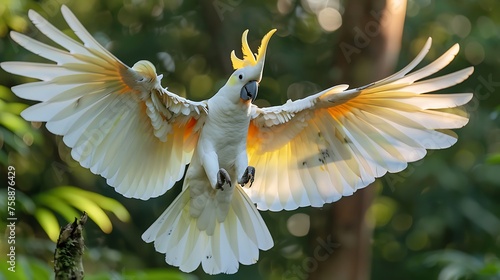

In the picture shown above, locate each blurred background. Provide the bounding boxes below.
[0,0,499,279]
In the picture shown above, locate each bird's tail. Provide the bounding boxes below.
[141,184,273,274]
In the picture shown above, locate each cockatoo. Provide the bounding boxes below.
[1,5,473,275]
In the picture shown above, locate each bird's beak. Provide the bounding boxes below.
[240,80,258,102]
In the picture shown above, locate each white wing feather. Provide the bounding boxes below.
[1,5,207,199]
[247,38,473,211]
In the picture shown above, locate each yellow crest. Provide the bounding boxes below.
[231,29,277,70]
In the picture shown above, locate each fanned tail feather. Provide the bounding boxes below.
[142,184,273,274]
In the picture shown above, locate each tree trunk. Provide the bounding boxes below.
[308,1,406,280]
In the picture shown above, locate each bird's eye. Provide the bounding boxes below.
[238,74,243,80]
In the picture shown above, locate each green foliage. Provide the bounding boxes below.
[0,85,36,164]
[34,186,131,241]
[0,255,194,280]
[0,255,52,280]
[0,0,499,279]
[486,154,500,165]
[87,269,197,280]
[423,250,500,280]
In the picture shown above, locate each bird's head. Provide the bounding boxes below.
[227,29,276,104]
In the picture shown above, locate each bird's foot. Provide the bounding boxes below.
[238,166,255,188]
[216,168,232,191]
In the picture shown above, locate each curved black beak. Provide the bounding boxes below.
[240,80,258,102]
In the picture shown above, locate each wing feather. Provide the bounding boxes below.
[28,9,93,56]
[61,5,119,64]
[1,6,208,200]
[395,43,459,85]
[9,31,77,64]
[247,38,473,211]
[369,38,432,86]
[398,67,473,94]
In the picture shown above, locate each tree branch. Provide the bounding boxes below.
[54,212,88,280]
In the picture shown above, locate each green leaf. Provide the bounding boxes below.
[57,186,130,222]
[32,186,131,236]
[478,258,500,276]
[0,112,30,134]
[0,85,15,101]
[50,188,113,233]
[485,154,500,165]
[34,208,60,242]
[35,193,81,223]
[3,102,28,115]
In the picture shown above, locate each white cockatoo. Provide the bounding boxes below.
[2,5,473,275]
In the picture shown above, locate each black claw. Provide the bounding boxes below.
[239,166,255,188]
[216,168,231,191]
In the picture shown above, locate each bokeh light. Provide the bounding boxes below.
[287,213,311,237]
[318,7,342,32]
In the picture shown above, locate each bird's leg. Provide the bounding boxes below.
[238,166,255,188]
[216,168,232,191]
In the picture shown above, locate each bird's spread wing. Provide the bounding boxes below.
[247,38,474,211]
[1,6,208,199]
